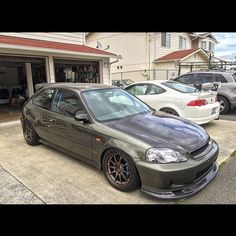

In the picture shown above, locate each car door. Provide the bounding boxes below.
[145,84,167,109]
[195,73,214,91]
[41,88,93,161]
[125,84,149,102]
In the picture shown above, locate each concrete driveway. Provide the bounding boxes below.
[0,118,235,204]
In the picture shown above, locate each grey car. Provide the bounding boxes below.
[172,71,236,114]
[21,83,218,200]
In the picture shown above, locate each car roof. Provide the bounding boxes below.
[185,70,231,75]
[127,80,170,85]
[35,83,116,91]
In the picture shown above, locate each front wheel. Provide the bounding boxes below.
[103,149,141,192]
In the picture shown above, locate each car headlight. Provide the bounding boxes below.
[145,148,187,164]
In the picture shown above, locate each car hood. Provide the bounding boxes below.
[105,111,209,153]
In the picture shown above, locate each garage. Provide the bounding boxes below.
[0,55,47,122]
[54,58,100,83]
[0,34,117,123]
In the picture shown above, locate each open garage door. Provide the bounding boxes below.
[0,55,47,122]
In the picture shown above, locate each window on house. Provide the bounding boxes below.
[117,66,119,69]
[179,36,187,49]
[209,42,215,51]
[201,41,207,50]
[161,32,171,48]
[120,66,122,69]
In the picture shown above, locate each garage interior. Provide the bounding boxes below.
[54,59,100,83]
[0,56,46,122]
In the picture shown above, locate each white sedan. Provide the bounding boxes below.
[125,80,220,125]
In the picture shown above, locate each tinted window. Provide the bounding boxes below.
[162,82,198,93]
[215,74,228,83]
[176,74,194,84]
[147,85,165,95]
[52,89,84,117]
[126,84,148,96]
[32,89,54,109]
[196,73,214,84]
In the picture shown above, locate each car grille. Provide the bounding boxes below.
[190,141,213,159]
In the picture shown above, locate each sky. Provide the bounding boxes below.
[213,33,236,61]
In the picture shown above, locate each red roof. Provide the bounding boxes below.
[156,48,199,61]
[0,35,116,56]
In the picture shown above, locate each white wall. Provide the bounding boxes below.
[0,33,85,45]
[155,32,192,59]
[87,33,154,74]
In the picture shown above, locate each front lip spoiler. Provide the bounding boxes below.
[140,162,218,200]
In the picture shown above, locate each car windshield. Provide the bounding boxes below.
[82,88,152,122]
[162,81,199,93]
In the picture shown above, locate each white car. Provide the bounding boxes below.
[125,80,220,125]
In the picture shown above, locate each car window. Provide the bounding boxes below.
[32,89,54,109]
[214,74,228,83]
[51,89,84,117]
[147,85,166,95]
[162,81,198,93]
[196,73,214,84]
[176,74,195,84]
[126,84,148,96]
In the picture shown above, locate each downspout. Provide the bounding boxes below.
[109,55,123,82]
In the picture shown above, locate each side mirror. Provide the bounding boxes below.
[74,110,90,123]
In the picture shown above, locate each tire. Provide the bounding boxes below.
[217,96,229,114]
[160,108,179,116]
[103,149,141,192]
[23,120,40,146]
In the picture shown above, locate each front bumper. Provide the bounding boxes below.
[141,162,218,199]
[136,140,219,200]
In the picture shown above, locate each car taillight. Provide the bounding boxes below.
[187,99,207,106]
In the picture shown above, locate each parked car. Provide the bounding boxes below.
[21,83,219,199]
[125,80,220,125]
[112,79,134,89]
[172,71,236,114]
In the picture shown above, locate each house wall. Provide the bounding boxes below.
[198,38,216,53]
[155,32,192,59]
[87,32,156,75]
[0,33,85,45]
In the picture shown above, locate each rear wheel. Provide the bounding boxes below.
[217,96,229,114]
[160,108,179,116]
[23,120,40,146]
[103,149,141,192]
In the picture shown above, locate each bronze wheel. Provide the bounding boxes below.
[103,149,140,192]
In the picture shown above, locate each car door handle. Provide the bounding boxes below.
[49,118,56,123]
